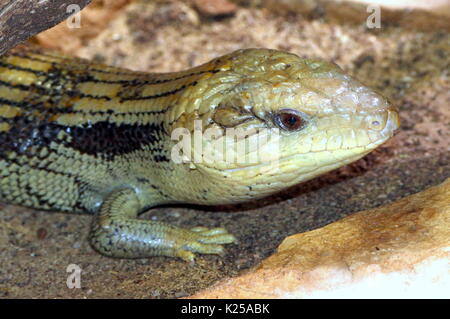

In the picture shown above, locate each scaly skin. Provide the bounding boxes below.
[0,46,399,261]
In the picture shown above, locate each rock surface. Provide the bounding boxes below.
[190,178,450,298]
[193,0,238,17]
[35,0,132,53]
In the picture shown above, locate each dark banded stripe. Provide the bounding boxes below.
[0,96,25,107]
[13,50,222,81]
[0,60,210,104]
[0,79,30,91]
[8,51,142,77]
[3,53,222,86]
[0,61,48,76]
[119,81,197,101]
[0,79,112,102]
[65,121,168,160]
[0,112,168,161]
[77,69,220,86]
[0,93,169,123]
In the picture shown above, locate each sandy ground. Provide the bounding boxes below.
[0,0,449,298]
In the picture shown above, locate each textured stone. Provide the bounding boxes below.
[35,0,132,53]
[193,0,238,17]
[190,178,450,298]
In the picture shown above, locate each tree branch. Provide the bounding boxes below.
[0,0,92,55]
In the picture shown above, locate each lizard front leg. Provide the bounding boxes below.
[89,189,236,261]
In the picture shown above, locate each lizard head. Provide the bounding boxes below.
[168,49,399,204]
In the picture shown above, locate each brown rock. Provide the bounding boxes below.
[190,178,450,298]
[341,0,450,18]
[262,0,450,31]
[193,0,238,17]
[35,0,133,53]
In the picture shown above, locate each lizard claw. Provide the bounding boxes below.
[174,226,236,262]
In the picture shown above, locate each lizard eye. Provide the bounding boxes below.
[274,109,306,131]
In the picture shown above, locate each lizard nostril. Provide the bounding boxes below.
[371,120,381,127]
[366,113,387,131]
[366,109,400,135]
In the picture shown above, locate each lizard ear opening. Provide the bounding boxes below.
[212,105,253,128]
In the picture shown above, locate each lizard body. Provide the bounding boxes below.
[0,47,399,260]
